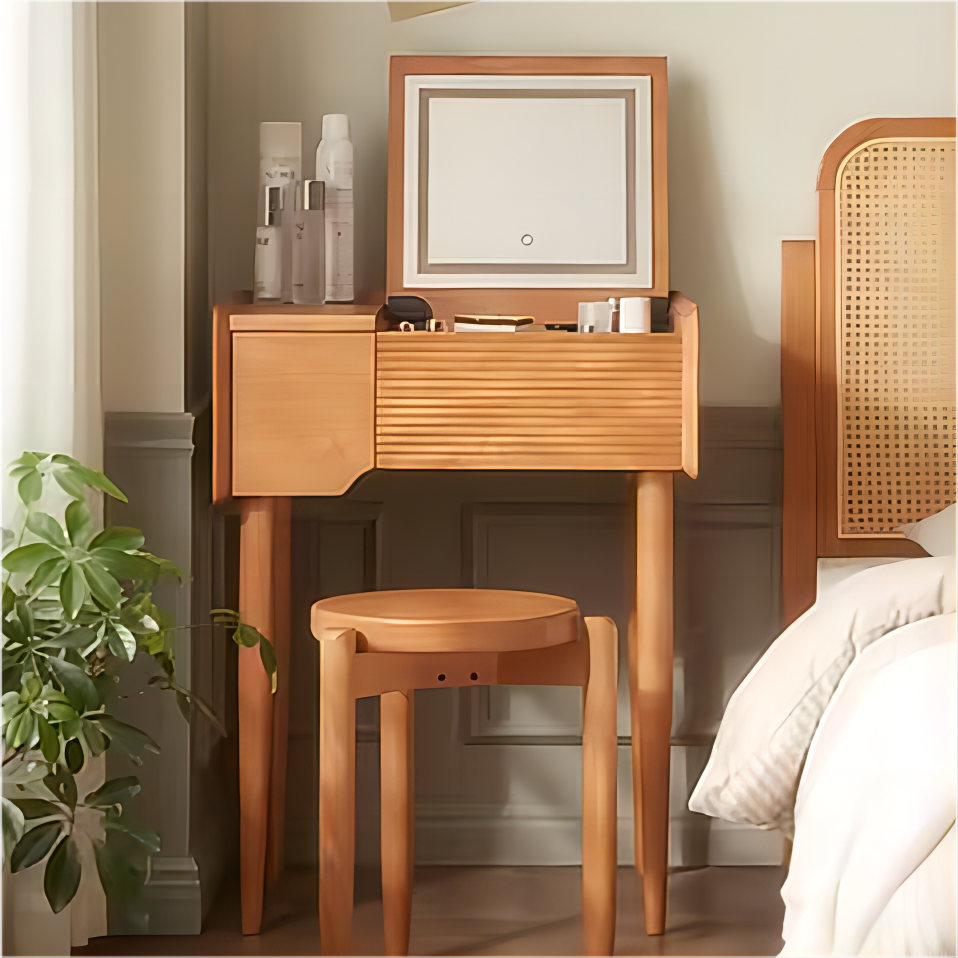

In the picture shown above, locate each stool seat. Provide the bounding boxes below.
[311,588,580,653]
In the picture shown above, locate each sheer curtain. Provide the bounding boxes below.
[1,1,102,531]
[0,3,106,950]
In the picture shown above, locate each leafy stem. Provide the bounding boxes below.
[1,452,273,915]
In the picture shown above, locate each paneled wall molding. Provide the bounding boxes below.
[103,411,200,934]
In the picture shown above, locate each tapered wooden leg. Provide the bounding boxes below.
[239,498,280,935]
[266,497,292,888]
[381,690,415,957]
[582,617,618,957]
[319,628,357,956]
[632,473,674,936]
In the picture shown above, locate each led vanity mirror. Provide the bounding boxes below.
[402,73,653,290]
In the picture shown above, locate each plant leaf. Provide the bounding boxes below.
[8,451,42,471]
[2,582,15,616]
[84,560,122,610]
[18,470,43,504]
[44,835,81,913]
[84,776,141,808]
[52,468,86,500]
[2,797,25,869]
[65,500,96,549]
[11,799,62,820]
[235,623,262,648]
[259,636,277,694]
[93,716,159,762]
[5,710,25,749]
[11,820,62,871]
[101,817,161,854]
[59,563,88,620]
[2,663,23,696]
[62,463,127,503]
[46,700,79,723]
[93,832,147,905]
[2,542,61,575]
[80,718,107,756]
[65,738,85,774]
[88,527,145,552]
[47,657,100,714]
[39,626,97,652]
[37,715,60,763]
[2,614,26,644]
[14,597,35,637]
[93,551,162,581]
[106,624,137,662]
[25,513,69,549]
[13,709,37,748]
[27,556,69,596]
[43,766,77,811]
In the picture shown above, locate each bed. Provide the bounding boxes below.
[689,117,957,956]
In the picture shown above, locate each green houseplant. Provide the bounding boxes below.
[1,452,274,914]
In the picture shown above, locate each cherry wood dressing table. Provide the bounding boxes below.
[214,53,696,945]
[212,297,699,938]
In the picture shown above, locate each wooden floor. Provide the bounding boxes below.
[73,865,786,956]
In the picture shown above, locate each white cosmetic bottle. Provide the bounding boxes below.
[315,114,354,303]
[254,186,284,304]
[293,180,326,305]
[259,122,301,303]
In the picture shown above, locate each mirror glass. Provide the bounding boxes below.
[403,75,652,289]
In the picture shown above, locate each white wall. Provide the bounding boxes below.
[99,1,185,413]
[207,1,955,406]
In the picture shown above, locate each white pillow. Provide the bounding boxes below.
[688,555,955,837]
[898,504,956,557]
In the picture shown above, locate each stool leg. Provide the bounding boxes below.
[319,628,357,956]
[582,617,619,956]
[381,689,415,957]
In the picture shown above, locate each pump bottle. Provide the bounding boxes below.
[315,114,354,303]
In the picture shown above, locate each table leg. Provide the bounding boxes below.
[238,497,288,935]
[266,498,292,887]
[632,472,674,936]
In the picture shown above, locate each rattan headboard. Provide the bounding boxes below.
[782,118,956,625]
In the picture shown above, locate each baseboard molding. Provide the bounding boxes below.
[105,857,201,936]
[415,812,783,868]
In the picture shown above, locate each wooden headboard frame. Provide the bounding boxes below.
[782,117,956,626]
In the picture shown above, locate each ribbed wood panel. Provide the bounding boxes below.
[376,333,684,470]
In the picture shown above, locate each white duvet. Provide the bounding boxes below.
[780,612,957,956]
[688,550,957,956]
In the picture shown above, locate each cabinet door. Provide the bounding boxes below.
[232,332,374,496]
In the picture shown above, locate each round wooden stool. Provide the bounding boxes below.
[311,588,618,956]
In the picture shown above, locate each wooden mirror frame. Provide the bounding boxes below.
[386,56,669,322]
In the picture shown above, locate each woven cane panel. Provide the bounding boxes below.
[836,138,956,537]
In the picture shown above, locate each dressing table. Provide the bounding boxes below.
[213,56,699,942]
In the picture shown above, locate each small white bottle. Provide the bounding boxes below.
[260,122,301,303]
[315,114,354,303]
[293,180,326,305]
[254,186,284,304]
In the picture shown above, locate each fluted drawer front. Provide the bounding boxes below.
[376,333,684,470]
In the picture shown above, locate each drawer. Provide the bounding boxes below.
[376,332,685,471]
[232,332,374,496]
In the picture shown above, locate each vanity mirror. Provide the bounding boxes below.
[387,56,669,318]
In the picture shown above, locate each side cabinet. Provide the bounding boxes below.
[231,332,375,496]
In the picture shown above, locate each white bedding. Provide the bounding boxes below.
[689,549,957,956]
[780,612,957,956]
[689,556,955,836]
